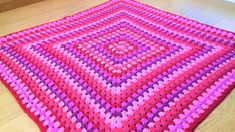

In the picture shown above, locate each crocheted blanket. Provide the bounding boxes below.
[0,0,235,131]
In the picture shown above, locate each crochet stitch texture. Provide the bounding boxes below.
[0,0,235,131]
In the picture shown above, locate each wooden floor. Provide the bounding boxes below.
[0,0,44,13]
[0,0,235,131]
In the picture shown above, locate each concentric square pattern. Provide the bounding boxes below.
[0,0,235,131]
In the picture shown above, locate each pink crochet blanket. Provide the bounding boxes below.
[0,0,235,131]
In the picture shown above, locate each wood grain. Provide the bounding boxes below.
[0,0,45,13]
[0,0,235,131]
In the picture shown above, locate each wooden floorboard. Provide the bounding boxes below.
[0,0,235,131]
[0,0,45,13]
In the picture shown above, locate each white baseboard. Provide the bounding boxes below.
[224,0,235,3]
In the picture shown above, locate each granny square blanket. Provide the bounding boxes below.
[0,0,235,131]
